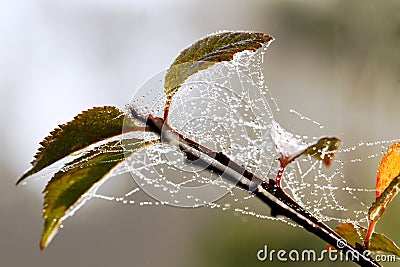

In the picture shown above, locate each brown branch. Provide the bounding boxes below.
[129,108,380,267]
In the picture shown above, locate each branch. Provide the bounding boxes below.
[129,109,380,267]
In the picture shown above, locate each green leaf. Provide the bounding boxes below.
[164,31,273,118]
[334,223,400,257]
[271,121,340,167]
[304,137,341,166]
[368,174,400,222]
[17,106,138,184]
[40,138,149,250]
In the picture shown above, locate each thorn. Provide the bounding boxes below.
[270,208,279,217]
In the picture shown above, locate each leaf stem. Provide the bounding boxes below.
[364,220,377,250]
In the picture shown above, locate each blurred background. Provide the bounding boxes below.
[1,0,400,266]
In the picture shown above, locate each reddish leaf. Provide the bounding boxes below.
[365,143,400,249]
[376,142,400,198]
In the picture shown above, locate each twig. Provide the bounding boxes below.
[129,108,380,267]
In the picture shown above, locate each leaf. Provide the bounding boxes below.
[40,138,149,250]
[270,121,340,186]
[334,223,400,257]
[17,106,138,184]
[375,142,400,198]
[270,121,340,167]
[164,31,274,118]
[368,174,400,222]
[304,137,341,166]
[365,143,400,249]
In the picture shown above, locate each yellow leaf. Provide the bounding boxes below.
[376,143,400,198]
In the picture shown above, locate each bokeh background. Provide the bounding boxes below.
[1,0,400,266]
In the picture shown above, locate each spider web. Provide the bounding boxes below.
[90,45,398,229]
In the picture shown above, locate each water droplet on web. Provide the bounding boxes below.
[53,44,400,231]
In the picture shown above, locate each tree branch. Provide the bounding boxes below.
[129,109,380,267]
